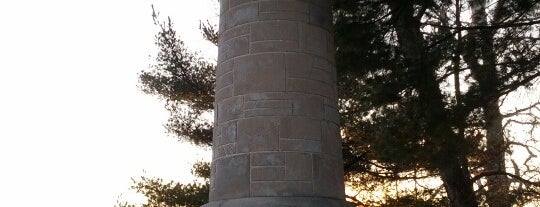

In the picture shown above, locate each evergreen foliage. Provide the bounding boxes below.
[125,1,540,206]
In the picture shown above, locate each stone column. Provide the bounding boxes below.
[203,0,345,206]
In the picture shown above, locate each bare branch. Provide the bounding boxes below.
[503,101,540,118]
[472,171,540,187]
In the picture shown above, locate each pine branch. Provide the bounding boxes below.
[472,171,540,187]
[424,19,540,31]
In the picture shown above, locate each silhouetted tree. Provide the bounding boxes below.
[128,1,540,206]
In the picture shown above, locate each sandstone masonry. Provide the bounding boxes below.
[204,0,346,206]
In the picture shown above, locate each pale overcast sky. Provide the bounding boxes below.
[0,1,217,206]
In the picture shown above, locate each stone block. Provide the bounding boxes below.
[203,196,348,207]
[259,11,309,22]
[218,35,249,63]
[217,96,243,123]
[279,116,321,140]
[216,71,233,90]
[280,138,321,153]
[245,92,293,101]
[327,31,336,58]
[215,85,233,103]
[213,145,226,159]
[223,143,236,155]
[251,152,286,166]
[216,121,236,146]
[324,104,340,124]
[313,56,332,72]
[250,40,298,53]
[213,154,250,200]
[311,67,333,84]
[215,143,237,157]
[226,2,259,29]
[244,108,292,117]
[220,0,230,15]
[217,59,234,77]
[321,121,341,157]
[285,152,313,181]
[299,23,327,58]
[230,0,257,8]
[237,117,279,152]
[310,0,332,9]
[220,24,250,45]
[285,53,313,78]
[250,181,312,196]
[244,99,292,109]
[251,21,298,42]
[309,3,332,30]
[313,154,345,199]
[251,166,285,181]
[287,77,333,98]
[260,0,309,13]
[292,93,324,118]
[233,53,286,95]
[324,97,338,109]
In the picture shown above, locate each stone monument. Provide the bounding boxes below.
[203,0,345,206]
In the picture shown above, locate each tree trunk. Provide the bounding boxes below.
[464,1,511,206]
[389,3,478,207]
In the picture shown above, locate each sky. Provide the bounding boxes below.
[0,0,217,206]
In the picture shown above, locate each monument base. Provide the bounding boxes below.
[202,196,353,207]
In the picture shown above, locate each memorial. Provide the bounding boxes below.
[203,0,346,206]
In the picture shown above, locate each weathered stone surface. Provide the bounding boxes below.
[279,116,321,140]
[259,11,310,22]
[244,99,292,109]
[251,152,285,166]
[285,152,313,181]
[225,2,259,30]
[322,121,341,156]
[218,35,249,63]
[216,59,234,77]
[250,40,298,53]
[251,21,298,41]
[244,92,293,101]
[203,197,351,207]
[230,0,257,9]
[244,99,293,117]
[309,2,332,30]
[216,121,237,146]
[287,77,334,98]
[313,55,332,72]
[286,53,313,78]
[325,104,340,124]
[213,154,250,200]
[260,0,309,13]
[220,24,250,45]
[280,138,321,153]
[213,145,226,159]
[223,143,236,155]
[216,71,233,90]
[251,166,285,181]
[209,0,344,205]
[250,181,312,196]
[313,154,345,198]
[292,93,324,118]
[233,53,286,95]
[215,85,233,102]
[237,117,279,152]
[217,96,243,123]
[244,108,292,117]
[299,22,328,57]
[220,0,230,15]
